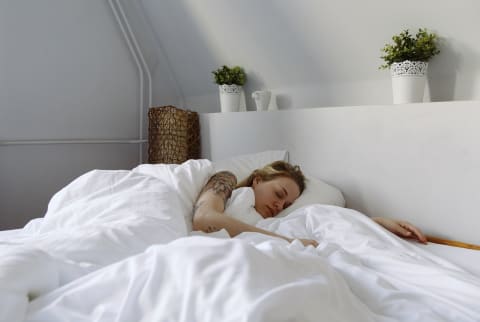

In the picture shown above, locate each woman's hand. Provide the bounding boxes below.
[297,238,319,248]
[372,217,427,243]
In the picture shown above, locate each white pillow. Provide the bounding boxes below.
[275,174,345,218]
[212,151,345,217]
[212,150,288,181]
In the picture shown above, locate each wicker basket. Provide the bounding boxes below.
[148,106,200,164]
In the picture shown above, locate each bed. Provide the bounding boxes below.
[1,150,479,322]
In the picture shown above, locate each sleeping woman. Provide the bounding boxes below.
[193,160,427,246]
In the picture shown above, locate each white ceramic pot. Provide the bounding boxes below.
[390,61,428,104]
[219,84,242,112]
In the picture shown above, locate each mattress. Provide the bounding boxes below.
[417,242,480,277]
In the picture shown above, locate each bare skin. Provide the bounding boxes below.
[372,217,427,243]
[252,176,300,218]
[193,171,318,247]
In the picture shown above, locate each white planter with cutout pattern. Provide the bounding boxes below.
[391,60,428,104]
[219,84,242,112]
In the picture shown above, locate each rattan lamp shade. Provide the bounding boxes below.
[148,106,200,164]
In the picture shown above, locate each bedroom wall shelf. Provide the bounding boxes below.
[0,139,147,146]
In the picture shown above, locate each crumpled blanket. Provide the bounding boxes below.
[0,159,214,322]
[23,205,480,322]
[2,158,480,322]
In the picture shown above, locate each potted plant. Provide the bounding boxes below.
[212,65,247,112]
[380,28,440,104]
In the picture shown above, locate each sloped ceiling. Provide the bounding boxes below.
[139,0,480,112]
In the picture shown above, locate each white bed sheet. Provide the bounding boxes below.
[416,243,480,277]
[5,224,478,279]
[22,205,480,322]
[2,160,480,322]
[0,228,23,239]
[0,165,206,322]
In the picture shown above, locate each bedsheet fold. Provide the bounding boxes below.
[22,206,480,322]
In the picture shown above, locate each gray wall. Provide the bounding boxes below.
[0,0,177,229]
[141,0,480,112]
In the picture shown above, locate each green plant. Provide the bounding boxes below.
[212,65,246,86]
[379,28,440,69]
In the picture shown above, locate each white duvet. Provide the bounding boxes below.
[1,160,479,322]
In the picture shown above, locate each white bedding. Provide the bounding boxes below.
[417,243,480,277]
[0,162,209,322]
[1,160,480,322]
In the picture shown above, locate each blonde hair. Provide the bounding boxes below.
[236,160,306,193]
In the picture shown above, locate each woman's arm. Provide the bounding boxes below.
[371,217,427,243]
[192,171,318,247]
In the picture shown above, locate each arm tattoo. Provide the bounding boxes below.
[206,225,220,233]
[199,171,237,205]
[192,171,236,226]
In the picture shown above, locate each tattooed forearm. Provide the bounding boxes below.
[199,171,237,204]
[206,225,220,233]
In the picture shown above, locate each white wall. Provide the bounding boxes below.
[3,0,480,229]
[200,101,480,245]
[0,0,175,229]
[141,0,480,113]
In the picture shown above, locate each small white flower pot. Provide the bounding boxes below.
[219,84,242,112]
[390,61,428,104]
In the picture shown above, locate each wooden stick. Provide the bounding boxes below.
[426,235,480,250]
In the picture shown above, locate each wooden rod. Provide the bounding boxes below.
[426,235,480,250]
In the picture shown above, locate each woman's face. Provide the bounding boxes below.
[252,176,301,218]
